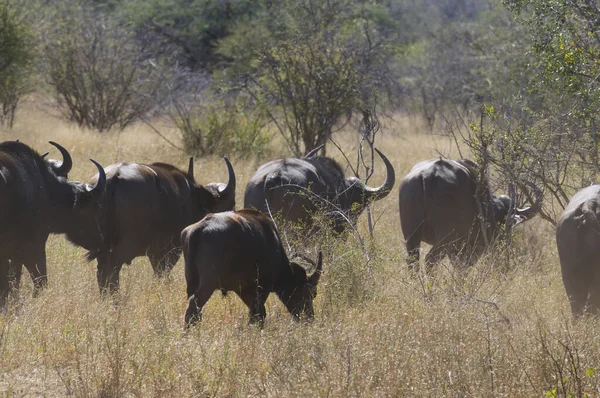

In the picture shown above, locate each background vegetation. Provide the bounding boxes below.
[0,109,592,396]
[1,0,600,395]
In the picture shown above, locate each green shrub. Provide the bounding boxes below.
[41,2,165,132]
[0,1,33,127]
[174,95,269,158]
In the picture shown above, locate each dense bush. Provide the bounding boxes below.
[0,1,33,127]
[171,90,269,158]
[219,0,395,156]
[41,3,166,132]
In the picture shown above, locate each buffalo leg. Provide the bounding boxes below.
[587,267,600,316]
[148,244,181,277]
[449,246,479,278]
[239,288,268,326]
[7,259,22,291]
[425,244,446,273]
[405,227,423,272]
[562,272,591,318]
[0,258,9,308]
[96,251,124,294]
[185,284,214,328]
[184,260,199,300]
[19,243,48,297]
[406,241,421,272]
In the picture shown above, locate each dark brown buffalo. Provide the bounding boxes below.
[556,185,600,317]
[243,148,395,234]
[400,158,538,271]
[65,157,236,293]
[182,209,323,327]
[0,140,106,306]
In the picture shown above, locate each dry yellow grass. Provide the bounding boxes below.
[0,101,597,397]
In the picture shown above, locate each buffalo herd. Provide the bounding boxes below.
[0,139,598,321]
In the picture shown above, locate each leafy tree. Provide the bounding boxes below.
[121,0,259,70]
[167,72,269,157]
[0,0,33,127]
[479,0,600,221]
[41,2,167,132]
[219,0,396,156]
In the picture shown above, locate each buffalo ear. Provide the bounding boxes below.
[195,186,218,213]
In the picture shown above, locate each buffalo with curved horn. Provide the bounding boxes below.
[182,209,323,327]
[0,140,106,306]
[244,148,395,234]
[64,157,237,293]
[399,158,540,272]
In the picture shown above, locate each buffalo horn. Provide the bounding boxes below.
[187,157,194,180]
[308,251,323,287]
[362,148,396,201]
[516,185,543,220]
[218,157,236,201]
[41,152,49,158]
[48,141,73,176]
[87,159,106,196]
[304,144,324,159]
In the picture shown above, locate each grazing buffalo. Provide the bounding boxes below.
[65,157,236,293]
[243,148,395,234]
[556,185,600,317]
[399,158,539,271]
[182,208,323,327]
[0,140,106,305]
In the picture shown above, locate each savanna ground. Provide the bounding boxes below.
[0,101,597,397]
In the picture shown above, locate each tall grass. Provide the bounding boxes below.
[0,102,597,397]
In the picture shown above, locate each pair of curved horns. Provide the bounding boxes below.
[41,141,73,177]
[362,148,396,201]
[308,252,323,287]
[188,156,236,202]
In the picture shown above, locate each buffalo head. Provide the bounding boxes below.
[49,156,106,235]
[493,192,540,229]
[202,157,237,212]
[278,251,323,320]
[343,148,395,220]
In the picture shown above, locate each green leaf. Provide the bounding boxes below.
[586,367,595,378]
[545,388,557,397]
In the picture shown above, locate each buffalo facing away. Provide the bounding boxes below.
[0,141,106,305]
[65,157,236,293]
[556,185,600,317]
[243,148,395,234]
[399,158,538,271]
[182,209,323,327]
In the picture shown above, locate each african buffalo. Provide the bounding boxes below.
[243,148,395,234]
[181,208,323,327]
[0,140,106,305]
[399,158,538,271]
[556,185,600,317]
[64,157,236,293]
